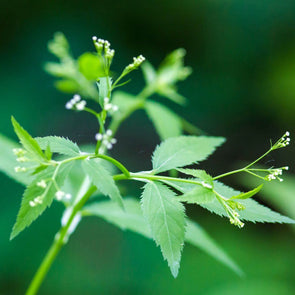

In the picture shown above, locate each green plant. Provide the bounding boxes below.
[1,33,294,295]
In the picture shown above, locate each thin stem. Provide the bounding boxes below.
[26,186,97,295]
[213,168,245,180]
[95,154,130,177]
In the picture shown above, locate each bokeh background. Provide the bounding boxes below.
[1,0,295,294]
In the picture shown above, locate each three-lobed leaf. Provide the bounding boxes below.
[35,136,80,157]
[10,162,73,239]
[152,136,225,173]
[140,181,186,277]
[11,116,47,163]
[145,101,182,140]
[83,198,242,275]
[82,159,124,209]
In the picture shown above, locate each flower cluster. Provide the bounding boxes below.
[125,55,146,72]
[65,94,87,111]
[103,97,119,112]
[13,148,29,163]
[92,37,115,59]
[29,196,43,207]
[221,198,245,228]
[55,190,72,201]
[265,166,289,182]
[272,131,291,150]
[95,129,117,150]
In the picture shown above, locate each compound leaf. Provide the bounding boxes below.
[141,181,186,277]
[152,136,225,173]
[83,198,241,275]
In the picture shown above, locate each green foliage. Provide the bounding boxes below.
[152,136,225,173]
[82,159,124,209]
[0,134,32,185]
[35,136,80,156]
[11,162,73,239]
[1,33,293,293]
[140,181,186,277]
[11,116,47,163]
[145,100,182,140]
[83,198,242,275]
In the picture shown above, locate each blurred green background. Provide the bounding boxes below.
[1,0,295,294]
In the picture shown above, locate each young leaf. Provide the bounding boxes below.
[78,52,105,80]
[201,182,295,224]
[185,220,243,276]
[145,101,182,140]
[229,184,263,200]
[83,198,241,275]
[54,79,80,93]
[152,136,225,174]
[10,162,73,239]
[82,159,124,209]
[0,134,32,186]
[35,136,80,156]
[11,117,47,163]
[141,181,186,277]
[179,185,216,204]
[97,77,112,107]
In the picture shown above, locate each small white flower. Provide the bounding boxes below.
[14,166,27,173]
[65,193,72,200]
[106,129,112,136]
[65,101,73,109]
[104,103,113,111]
[55,191,65,201]
[37,180,47,188]
[106,143,113,150]
[34,196,43,204]
[29,201,36,207]
[95,133,103,141]
[76,100,86,111]
[92,36,97,41]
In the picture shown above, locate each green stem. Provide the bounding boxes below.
[213,169,245,180]
[25,186,97,295]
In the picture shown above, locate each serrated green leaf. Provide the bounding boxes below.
[179,185,216,204]
[0,133,32,185]
[145,101,182,140]
[185,220,243,276]
[11,117,47,163]
[177,168,213,186]
[82,159,124,209]
[141,181,186,277]
[152,136,225,174]
[83,197,241,275]
[202,182,295,224]
[35,136,80,156]
[78,52,105,80]
[141,61,157,84]
[230,184,263,200]
[10,162,73,239]
[54,79,80,93]
[161,179,295,224]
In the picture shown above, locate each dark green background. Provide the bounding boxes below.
[1,1,295,294]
